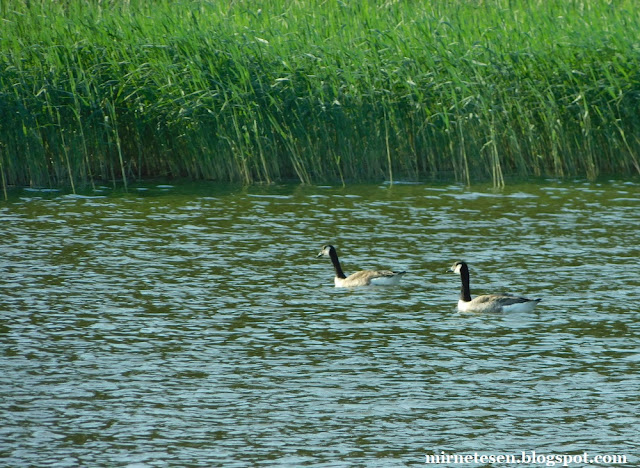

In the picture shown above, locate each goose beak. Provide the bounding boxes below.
[316,252,323,258]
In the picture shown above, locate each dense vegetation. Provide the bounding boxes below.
[1,0,639,192]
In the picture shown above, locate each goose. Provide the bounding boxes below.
[317,244,406,287]
[450,261,541,313]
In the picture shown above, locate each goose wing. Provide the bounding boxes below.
[341,269,405,287]
[487,294,536,305]
[469,294,541,313]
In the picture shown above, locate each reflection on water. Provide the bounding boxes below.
[1,180,639,466]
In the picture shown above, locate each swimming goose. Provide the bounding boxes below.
[450,261,541,313]
[317,244,406,287]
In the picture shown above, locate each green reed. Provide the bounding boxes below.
[1,0,639,190]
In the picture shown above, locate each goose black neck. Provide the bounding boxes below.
[329,248,347,279]
[459,263,472,302]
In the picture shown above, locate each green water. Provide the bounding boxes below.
[1,180,639,466]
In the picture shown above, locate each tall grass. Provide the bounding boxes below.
[1,0,639,190]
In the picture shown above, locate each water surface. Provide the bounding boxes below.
[1,180,639,466]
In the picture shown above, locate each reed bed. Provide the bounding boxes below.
[1,0,639,191]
